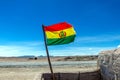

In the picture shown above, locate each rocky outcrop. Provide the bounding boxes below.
[98,48,120,80]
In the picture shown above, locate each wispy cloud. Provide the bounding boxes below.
[117,45,120,48]
[0,41,46,57]
[49,46,115,56]
[0,39,117,57]
[0,42,115,57]
[3,41,44,46]
[76,35,120,43]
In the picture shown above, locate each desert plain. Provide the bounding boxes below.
[0,57,98,80]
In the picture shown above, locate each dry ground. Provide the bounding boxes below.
[0,57,98,80]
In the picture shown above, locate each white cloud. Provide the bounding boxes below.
[0,41,46,57]
[88,48,93,50]
[0,41,116,57]
[117,45,120,48]
[76,35,120,43]
[49,47,114,56]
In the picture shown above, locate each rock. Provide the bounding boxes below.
[98,48,120,80]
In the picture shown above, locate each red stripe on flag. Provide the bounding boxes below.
[44,22,72,31]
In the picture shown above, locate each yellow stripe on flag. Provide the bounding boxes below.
[45,27,76,39]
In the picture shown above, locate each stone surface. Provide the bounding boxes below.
[98,48,120,80]
[41,71,101,80]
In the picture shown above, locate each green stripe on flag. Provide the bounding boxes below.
[47,35,76,46]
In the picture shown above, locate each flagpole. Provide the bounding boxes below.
[42,24,55,80]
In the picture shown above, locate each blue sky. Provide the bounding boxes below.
[0,0,120,56]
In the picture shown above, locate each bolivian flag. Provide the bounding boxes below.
[44,22,76,46]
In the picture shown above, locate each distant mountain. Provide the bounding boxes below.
[18,55,35,58]
[17,55,47,58]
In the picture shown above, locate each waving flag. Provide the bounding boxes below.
[44,22,76,45]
